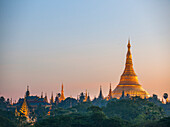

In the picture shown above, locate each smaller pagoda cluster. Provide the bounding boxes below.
[13,84,66,122]
[12,82,114,121]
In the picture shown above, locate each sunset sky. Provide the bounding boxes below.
[0,0,170,102]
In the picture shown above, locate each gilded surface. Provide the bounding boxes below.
[59,84,65,102]
[112,40,150,98]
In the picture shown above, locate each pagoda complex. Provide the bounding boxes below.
[112,39,150,99]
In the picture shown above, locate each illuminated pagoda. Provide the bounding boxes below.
[20,97,29,118]
[59,83,65,102]
[112,39,150,99]
[83,90,88,102]
[13,86,51,110]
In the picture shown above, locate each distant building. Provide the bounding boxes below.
[87,93,91,102]
[98,86,104,100]
[50,92,54,104]
[106,83,112,100]
[12,86,51,110]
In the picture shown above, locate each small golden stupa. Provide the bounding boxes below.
[112,39,150,99]
[59,83,65,102]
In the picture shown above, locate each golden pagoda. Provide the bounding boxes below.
[15,108,20,117]
[20,97,29,118]
[59,83,65,102]
[83,90,88,102]
[112,39,150,99]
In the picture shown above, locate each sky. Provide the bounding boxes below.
[0,0,170,102]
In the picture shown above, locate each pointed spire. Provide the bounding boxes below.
[41,92,43,98]
[87,92,91,102]
[118,39,139,85]
[62,83,64,92]
[25,86,30,97]
[121,90,125,98]
[84,90,88,102]
[108,83,112,99]
[44,93,48,103]
[50,92,54,104]
[98,85,104,99]
[59,83,65,102]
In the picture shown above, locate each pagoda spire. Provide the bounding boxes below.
[41,92,43,98]
[108,83,112,99]
[87,92,91,102]
[118,39,139,85]
[44,93,48,103]
[59,83,65,102]
[50,92,54,104]
[84,90,88,102]
[25,85,30,97]
[98,86,104,99]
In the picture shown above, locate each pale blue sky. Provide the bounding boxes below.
[0,0,170,101]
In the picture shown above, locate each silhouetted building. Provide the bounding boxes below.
[98,86,104,100]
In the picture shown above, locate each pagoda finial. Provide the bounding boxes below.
[108,83,112,100]
[41,92,43,98]
[62,83,64,91]
[59,83,65,102]
[50,91,54,104]
[25,86,30,97]
[98,85,104,99]
[127,38,131,50]
[118,39,139,85]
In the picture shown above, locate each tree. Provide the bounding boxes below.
[163,93,168,103]
[87,106,102,112]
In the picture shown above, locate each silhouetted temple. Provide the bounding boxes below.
[112,39,150,99]
[98,86,104,100]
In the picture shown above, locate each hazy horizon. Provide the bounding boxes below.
[0,0,170,102]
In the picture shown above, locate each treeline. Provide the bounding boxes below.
[0,97,170,127]
[35,98,169,127]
